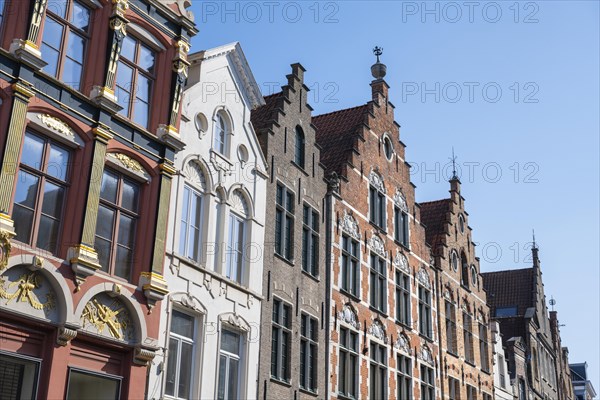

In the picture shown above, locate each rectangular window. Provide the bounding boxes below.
[483,393,493,400]
[275,184,294,261]
[179,185,202,261]
[369,186,386,229]
[341,234,360,297]
[445,300,457,354]
[116,35,155,129]
[369,342,387,400]
[466,384,477,400]
[165,310,196,399]
[95,168,140,280]
[302,205,319,277]
[448,377,460,400]
[300,314,318,392]
[271,299,291,382]
[519,379,527,400]
[498,354,506,388]
[0,0,6,28]
[370,254,387,313]
[420,365,435,400]
[338,327,358,399]
[495,306,518,317]
[0,353,41,400]
[66,369,121,400]
[225,213,245,284]
[13,131,71,255]
[217,329,243,400]
[41,0,91,90]
[394,207,409,247]
[395,270,411,325]
[479,322,490,372]
[418,287,432,338]
[463,313,474,364]
[397,354,412,400]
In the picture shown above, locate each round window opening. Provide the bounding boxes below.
[383,136,393,160]
[237,144,249,164]
[451,252,458,271]
[194,112,208,136]
[471,265,477,285]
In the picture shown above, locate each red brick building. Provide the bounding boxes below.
[315,53,440,400]
[420,178,495,400]
[0,0,195,398]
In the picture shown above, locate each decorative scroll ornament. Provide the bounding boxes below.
[420,345,434,365]
[369,234,386,257]
[368,319,388,344]
[340,211,360,241]
[393,189,408,212]
[417,266,431,290]
[107,152,145,174]
[0,272,55,310]
[338,303,360,330]
[395,333,411,355]
[81,296,133,341]
[0,231,11,271]
[394,252,409,274]
[38,114,73,136]
[369,170,386,193]
[230,190,249,217]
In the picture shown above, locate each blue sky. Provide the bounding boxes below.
[189,0,600,387]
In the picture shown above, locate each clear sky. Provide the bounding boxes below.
[188,0,600,387]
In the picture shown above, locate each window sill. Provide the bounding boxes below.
[465,360,476,367]
[446,350,459,359]
[339,289,361,303]
[270,377,292,387]
[368,220,387,234]
[395,320,412,331]
[481,368,491,376]
[460,284,472,293]
[395,240,411,252]
[368,305,388,318]
[290,160,309,176]
[337,393,358,400]
[419,333,434,343]
[299,387,318,397]
[274,252,295,267]
[301,269,321,283]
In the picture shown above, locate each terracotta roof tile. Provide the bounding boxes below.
[419,199,451,247]
[313,105,369,175]
[481,268,535,317]
[250,92,283,132]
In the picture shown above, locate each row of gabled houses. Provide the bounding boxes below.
[0,1,589,399]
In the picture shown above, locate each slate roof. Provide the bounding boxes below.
[418,199,451,248]
[250,92,283,133]
[313,105,369,175]
[481,268,535,317]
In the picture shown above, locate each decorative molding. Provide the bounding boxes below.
[394,252,409,274]
[395,333,411,355]
[393,189,408,212]
[68,244,101,291]
[57,326,78,346]
[369,234,386,258]
[81,295,133,341]
[0,271,55,310]
[139,272,169,309]
[417,266,431,290]
[37,114,74,137]
[338,303,360,330]
[134,346,156,366]
[340,211,360,240]
[220,312,250,332]
[0,230,12,271]
[107,152,145,174]
[368,319,388,344]
[420,345,434,365]
[230,190,249,217]
[183,162,207,191]
[369,170,386,193]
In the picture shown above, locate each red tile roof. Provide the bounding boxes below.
[419,199,451,247]
[313,105,369,175]
[481,268,535,317]
[250,92,283,133]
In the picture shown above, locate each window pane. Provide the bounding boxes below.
[121,179,139,212]
[100,171,118,203]
[65,31,85,62]
[221,330,240,354]
[114,246,132,278]
[95,237,111,272]
[217,355,227,400]
[47,143,70,180]
[165,337,179,396]
[117,214,135,247]
[47,0,67,18]
[66,370,120,400]
[36,214,60,252]
[120,36,136,61]
[42,17,63,49]
[71,1,90,31]
[0,354,40,400]
[133,99,149,128]
[115,61,133,115]
[95,205,114,239]
[171,310,194,338]
[227,358,239,399]
[41,181,65,218]
[41,44,60,78]
[13,205,34,244]
[138,44,155,72]
[63,58,83,90]
[20,133,45,170]
[14,171,39,209]
[178,341,193,398]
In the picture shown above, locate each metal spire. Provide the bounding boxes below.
[532,229,538,249]
[373,46,383,63]
[449,147,458,180]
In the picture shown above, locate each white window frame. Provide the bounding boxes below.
[338,325,359,399]
[225,211,245,284]
[164,308,198,400]
[179,184,204,262]
[216,328,245,400]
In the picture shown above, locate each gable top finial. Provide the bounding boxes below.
[373,46,383,63]
[532,229,538,249]
[371,46,387,80]
[450,147,458,181]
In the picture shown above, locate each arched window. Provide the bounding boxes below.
[369,171,386,229]
[461,252,469,287]
[225,190,249,284]
[294,126,305,168]
[214,111,228,155]
[450,250,459,271]
[179,162,207,262]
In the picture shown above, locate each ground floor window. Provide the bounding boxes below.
[217,329,244,400]
[0,352,41,400]
[66,368,121,399]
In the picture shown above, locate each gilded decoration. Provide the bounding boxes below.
[107,152,145,174]
[81,295,133,341]
[37,114,74,137]
[0,271,55,311]
[0,230,11,271]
